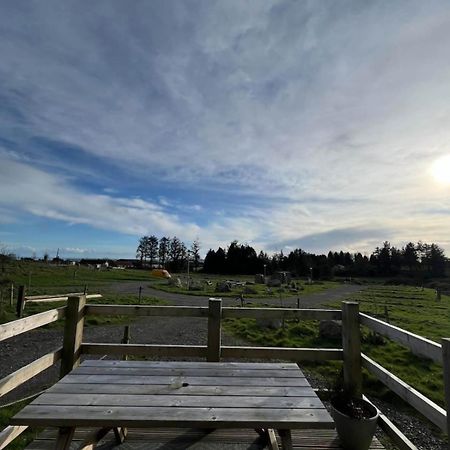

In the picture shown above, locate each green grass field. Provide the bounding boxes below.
[224,284,449,410]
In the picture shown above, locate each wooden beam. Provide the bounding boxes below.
[82,343,207,358]
[24,294,101,304]
[221,346,343,361]
[0,307,66,342]
[207,298,222,362]
[16,285,25,318]
[85,304,208,317]
[60,296,86,378]
[442,338,450,449]
[0,347,62,397]
[362,395,417,450]
[223,308,341,321]
[360,313,442,364]
[0,425,27,450]
[77,427,111,450]
[362,354,446,430]
[342,302,362,398]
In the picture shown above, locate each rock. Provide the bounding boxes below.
[215,281,232,292]
[243,286,257,294]
[267,278,282,287]
[254,274,265,284]
[188,281,203,291]
[256,318,283,329]
[168,277,182,288]
[319,320,342,340]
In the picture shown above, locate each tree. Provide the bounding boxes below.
[159,237,170,268]
[146,235,159,267]
[191,238,201,271]
[168,236,187,272]
[402,242,418,272]
[136,237,146,264]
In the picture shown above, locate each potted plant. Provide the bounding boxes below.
[329,373,379,450]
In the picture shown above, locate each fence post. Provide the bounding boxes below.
[342,301,362,398]
[60,295,86,378]
[10,283,14,307]
[16,285,25,318]
[207,298,222,362]
[442,339,450,449]
[122,325,131,361]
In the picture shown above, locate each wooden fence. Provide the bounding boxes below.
[1,296,450,449]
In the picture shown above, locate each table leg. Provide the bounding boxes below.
[55,427,75,450]
[278,429,292,450]
[78,427,112,450]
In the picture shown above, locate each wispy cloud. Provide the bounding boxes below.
[1,1,450,256]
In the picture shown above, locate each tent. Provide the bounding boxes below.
[150,268,171,279]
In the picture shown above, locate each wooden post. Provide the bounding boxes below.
[342,301,362,398]
[16,285,25,318]
[122,325,130,361]
[60,295,86,378]
[9,283,14,307]
[207,298,222,362]
[442,338,450,449]
[138,286,142,303]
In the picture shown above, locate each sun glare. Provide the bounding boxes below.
[431,155,450,185]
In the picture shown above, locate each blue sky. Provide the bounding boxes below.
[1,1,450,259]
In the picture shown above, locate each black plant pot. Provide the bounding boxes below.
[330,397,378,450]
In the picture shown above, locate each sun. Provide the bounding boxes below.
[431,155,450,185]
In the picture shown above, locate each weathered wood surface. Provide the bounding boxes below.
[85,304,209,317]
[81,343,208,357]
[24,294,101,304]
[222,346,343,361]
[441,338,450,449]
[222,308,342,320]
[362,353,446,431]
[360,313,442,364]
[207,298,222,362]
[342,302,362,398]
[0,307,66,342]
[0,425,28,450]
[25,428,385,449]
[0,347,62,397]
[13,360,333,430]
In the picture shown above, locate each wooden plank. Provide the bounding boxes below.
[24,292,85,300]
[0,307,66,342]
[60,374,311,387]
[77,427,111,450]
[363,395,417,450]
[55,427,75,450]
[442,338,450,449]
[81,343,207,357]
[222,307,342,321]
[60,296,86,378]
[0,347,62,397]
[16,285,25,318]
[85,304,208,317]
[12,405,334,429]
[47,383,316,397]
[0,425,28,450]
[342,302,362,398]
[33,393,324,409]
[72,366,305,378]
[362,353,446,430]
[25,294,101,304]
[360,313,442,364]
[207,298,222,362]
[221,346,343,361]
[268,428,279,450]
[80,360,300,370]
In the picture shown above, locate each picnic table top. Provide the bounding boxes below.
[11,360,334,430]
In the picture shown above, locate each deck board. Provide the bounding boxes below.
[26,428,385,449]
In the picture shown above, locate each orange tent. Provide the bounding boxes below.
[150,269,171,279]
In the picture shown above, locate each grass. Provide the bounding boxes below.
[148,273,340,298]
[0,400,38,449]
[224,284,450,410]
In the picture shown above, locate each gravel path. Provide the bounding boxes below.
[1,282,446,449]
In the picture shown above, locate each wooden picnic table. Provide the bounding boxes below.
[11,360,334,449]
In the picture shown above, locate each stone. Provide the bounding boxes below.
[168,277,182,288]
[254,274,265,284]
[215,281,232,292]
[256,318,283,329]
[243,286,257,294]
[267,278,282,287]
[319,320,342,340]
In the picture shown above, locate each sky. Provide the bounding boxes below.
[1,1,450,259]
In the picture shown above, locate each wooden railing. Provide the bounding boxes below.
[2,294,450,449]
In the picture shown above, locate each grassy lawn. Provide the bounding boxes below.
[224,284,449,410]
[148,272,340,298]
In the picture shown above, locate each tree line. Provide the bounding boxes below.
[136,235,200,272]
[203,240,447,279]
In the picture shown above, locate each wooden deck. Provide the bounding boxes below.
[26,427,385,449]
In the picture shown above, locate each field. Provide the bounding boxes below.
[148,272,340,298]
[224,284,448,411]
